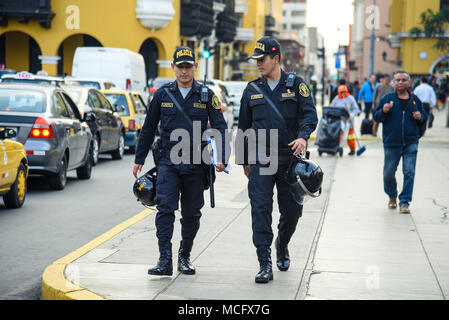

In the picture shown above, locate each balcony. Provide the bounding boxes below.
[0,0,55,28]
[234,27,254,42]
[235,0,249,14]
[136,0,175,31]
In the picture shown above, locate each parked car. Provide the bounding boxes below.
[65,77,119,91]
[209,84,233,129]
[60,85,126,164]
[102,90,147,153]
[1,71,78,86]
[224,81,247,121]
[0,84,94,190]
[72,47,148,101]
[0,68,16,80]
[0,128,28,208]
[148,77,175,102]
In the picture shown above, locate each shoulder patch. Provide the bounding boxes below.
[299,83,310,98]
[212,95,221,110]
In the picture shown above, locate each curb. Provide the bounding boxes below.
[41,208,155,300]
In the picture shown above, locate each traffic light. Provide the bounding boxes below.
[202,39,211,59]
[202,49,211,59]
[317,47,325,59]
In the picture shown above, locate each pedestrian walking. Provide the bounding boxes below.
[133,46,229,276]
[413,76,436,135]
[358,74,378,119]
[330,85,360,155]
[372,74,394,136]
[236,36,318,283]
[373,70,427,214]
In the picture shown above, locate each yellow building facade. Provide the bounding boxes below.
[0,0,184,78]
[389,0,449,76]
[0,0,281,81]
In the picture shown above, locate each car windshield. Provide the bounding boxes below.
[0,89,46,113]
[103,93,129,116]
[225,82,246,96]
[1,78,52,85]
[77,81,101,89]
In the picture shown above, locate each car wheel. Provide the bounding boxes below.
[48,154,67,190]
[77,143,93,180]
[111,131,125,160]
[92,135,100,166]
[3,163,27,208]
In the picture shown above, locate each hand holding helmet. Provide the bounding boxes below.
[133,167,158,208]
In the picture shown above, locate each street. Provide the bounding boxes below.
[36,109,449,300]
[0,152,155,300]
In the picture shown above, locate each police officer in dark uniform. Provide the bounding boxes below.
[236,37,318,283]
[133,46,228,276]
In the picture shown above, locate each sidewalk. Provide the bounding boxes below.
[42,108,449,300]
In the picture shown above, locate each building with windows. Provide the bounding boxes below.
[388,0,449,77]
[282,0,307,42]
[0,0,282,83]
[349,0,397,83]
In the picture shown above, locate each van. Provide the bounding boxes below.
[72,47,148,100]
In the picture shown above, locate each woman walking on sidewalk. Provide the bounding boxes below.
[331,85,360,155]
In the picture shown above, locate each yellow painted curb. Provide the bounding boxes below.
[41,208,156,300]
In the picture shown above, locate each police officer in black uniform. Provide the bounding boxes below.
[133,46,228,276]
[236,37,318,283]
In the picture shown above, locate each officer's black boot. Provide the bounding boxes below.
[275,237,290,271]
[255,248,273,283]
[178,240,196,275]
[148,241,173,276]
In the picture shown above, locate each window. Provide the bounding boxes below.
[96,92,114,112]
[0,89,45,113]
[133,94,147,114]
[103,93,130,116]
[291,11,305,17]
[88,90,102,109]
[441,0,449,9]
[53,93,70,118]
[291,23,305,30]
[104,82,116,90]
[60,92,80,119]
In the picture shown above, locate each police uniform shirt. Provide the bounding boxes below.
[135,80,228,166]
[236,70,318,165]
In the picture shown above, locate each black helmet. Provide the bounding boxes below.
[133,167,157,207]
[285,154,323,200]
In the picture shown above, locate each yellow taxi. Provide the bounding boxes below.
[0,128,28,208]
[101,90,147,153]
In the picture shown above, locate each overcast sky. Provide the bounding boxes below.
[306,0,355,53]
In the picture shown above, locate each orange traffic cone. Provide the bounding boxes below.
[347,128,356,153]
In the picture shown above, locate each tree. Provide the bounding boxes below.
[410,7,449,52]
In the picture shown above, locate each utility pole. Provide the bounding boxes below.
[317,40,326,106]
[369,0,376,76]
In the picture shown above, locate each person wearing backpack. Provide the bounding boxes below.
[373,70,427,214]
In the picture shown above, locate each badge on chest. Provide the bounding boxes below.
[161,102,174,108]
[281,92,296,98]
[194,102,207,109]
[251,94,264,100]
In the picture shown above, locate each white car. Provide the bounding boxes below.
[1,71,78,86]
[65,77,119,91]
[224,81,247,120]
